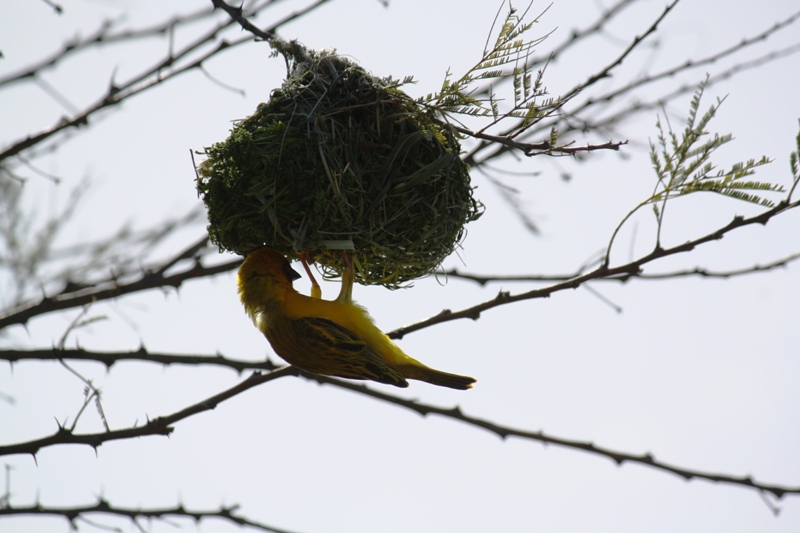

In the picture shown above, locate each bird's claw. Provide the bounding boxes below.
[299,251,322,299]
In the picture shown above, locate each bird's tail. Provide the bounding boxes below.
[398,364,476,390]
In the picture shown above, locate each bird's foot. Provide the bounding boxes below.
[299,251,322,299]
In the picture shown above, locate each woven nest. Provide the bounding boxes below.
[196,43,483,288]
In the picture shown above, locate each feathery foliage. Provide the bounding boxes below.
[789,119,800,200]
[647,77,776,215]
[418,2,557,132]
[607,77,782,258]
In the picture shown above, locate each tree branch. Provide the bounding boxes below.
[0,367,297,457]
[0,500,305,533]
[309,375,800,499]
[0,0,334,162]
[4,361,795,498]
[0,237,241,331]
[440,251,800,286]
[387,198,800,339]
[465,5,800,168]
[0,7,216,88]
[0,347,280,373]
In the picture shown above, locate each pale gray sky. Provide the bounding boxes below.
[2,1,799,532]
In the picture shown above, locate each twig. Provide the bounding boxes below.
[2,364,797,498]
[388,197,800,339]
[0,0,334,162]
[0,367,298,457]
[0,239,242,330]
[440,251,800,286]
[466,6,800,168]
[305,374,800,499]
[0,347,282,373]
[0,500,305,533]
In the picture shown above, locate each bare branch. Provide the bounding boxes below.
[0,0,334,162]
[309,376,800,499]
[446,121,627,157]
[0,367,297,457]
[0,237,241,331]
[466,5,800,167]
[387,197,800,339]
[0,500,305,533]
[0,7,215,88]
[2,360,796,498]
[0,347,281,373]
[523,0,636,72]
[440,251,800,286]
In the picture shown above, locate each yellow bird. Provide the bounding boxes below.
[237,248,475,389]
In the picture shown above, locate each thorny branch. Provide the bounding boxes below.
[0,6,216,88]
[0,236,241,330]
[387,197,800,339]
[3,197,797,332]
[2,2,800,528]
[461,0,680,164]
[439,251,800,286]
[0,0,335,162]
[464,5,800,166]
[0,366,298,457]
[0,347,281,373]
[0,364,797,499]
[316,376,800,499]
[0,500,305,533]
[214,0,627,158]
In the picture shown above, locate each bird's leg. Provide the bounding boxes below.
[299,251,322,299]
[335,250,354,303]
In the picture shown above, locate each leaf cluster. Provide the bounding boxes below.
[648,78,777,214]
[418,3,557,134]
[606,78,785,259]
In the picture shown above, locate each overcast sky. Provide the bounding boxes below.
[2,1,799,532]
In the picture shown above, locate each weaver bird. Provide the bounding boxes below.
[237,248,475,389]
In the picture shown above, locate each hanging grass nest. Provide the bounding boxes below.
[196,42,483,288]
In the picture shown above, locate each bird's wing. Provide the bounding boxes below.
[281,316,409,387]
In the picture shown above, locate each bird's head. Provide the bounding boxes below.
[237,248,302,316]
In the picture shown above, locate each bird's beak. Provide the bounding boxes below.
[289,267,302,281]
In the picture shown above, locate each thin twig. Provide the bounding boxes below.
[0,500,305,533]
[2,366,796,498]
[0,239,241,330]
[307,374,800,499]
[0,347,281,373]
[440,251,800,286]
[0,0,334,162]
[388,198,800,339]
[0,367,298,457]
